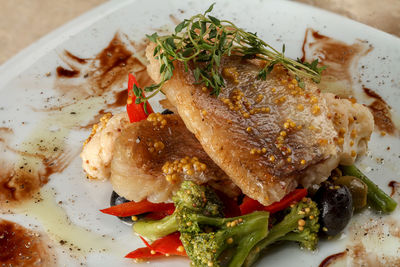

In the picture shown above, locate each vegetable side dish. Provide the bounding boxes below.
[80,4,397,267]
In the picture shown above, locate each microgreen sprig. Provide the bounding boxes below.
[134,3,324,107]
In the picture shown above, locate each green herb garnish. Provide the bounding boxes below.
[134,3,324,106]
[297,58,327,84]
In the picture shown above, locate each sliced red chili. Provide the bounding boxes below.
[264,188,307,213]
[126,73,154,123]
[126,233,186,259]
[100,199,175,217]
[125,247,163,259]
[151,232,186,256]
[240,188,308,215]
[144,208,175,220]
[139,236,152,248]
[239,196,264,215]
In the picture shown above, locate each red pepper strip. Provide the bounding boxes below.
[264,188,307,213]
[151,232,187,256]
[126,233,186,259]
[239,196,264,215]
[125,247,163,259]
[240,188,308,215]
[100,199,175,217]
[139,236,152,248]
[126,73,154,123]
[144,207,175,220]
[215,190,241,218]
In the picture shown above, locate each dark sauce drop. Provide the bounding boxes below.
[388,181,400,197]
[319,251,346,267]
[0,219,54,266]
[107,90,128,109]
[0,167,49,204]
[54,32,154,98]
[56,66,80,78]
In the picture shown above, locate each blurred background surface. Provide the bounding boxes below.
[0,0,399,65]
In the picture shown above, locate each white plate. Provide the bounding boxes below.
[1,0,400,266]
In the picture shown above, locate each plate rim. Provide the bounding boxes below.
[0,1,399,265]
[1,0,400,87]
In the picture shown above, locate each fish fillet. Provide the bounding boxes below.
[146,43,374,205]
[81,112,239,203]
[81,113,130,180]
[110,113,239,202]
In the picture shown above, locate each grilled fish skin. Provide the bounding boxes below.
[81,112,239,202]
[77,111,238,203]
[146,43,373,205]
[110,113,239,203]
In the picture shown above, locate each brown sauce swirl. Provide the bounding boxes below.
[301,28,371,83]
[107,90,128,109]
[0,127,13,133]
[319,251,347,267]
[388,180,400,197]
[3,32,154,207]
[0,149,74,208]
[91,33,153,93]
[56,66,80,78]
[64,50,88,64]
[301,28,372,99]
[0,219,56,266]
[301,28,398,135]
[54,32,153,99]
[0,168,44,205]
[0,127,13,143]
[363,87,396,135]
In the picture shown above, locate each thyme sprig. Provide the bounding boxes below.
[134,3,324,107]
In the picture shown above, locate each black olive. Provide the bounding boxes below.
[314,183,353,236]
[110,191,135,225]
[161,109,174,115]
[334,176,367,210]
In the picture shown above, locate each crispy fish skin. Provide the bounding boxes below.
[146,43,373,205]
[110,113,239,203]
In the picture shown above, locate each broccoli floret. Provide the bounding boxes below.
[180,211,269,267]
[133,180,223,240]
[134,182,319,267]
[134,181,270,266]
[243,197,320,267]
[173,180,223,218]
